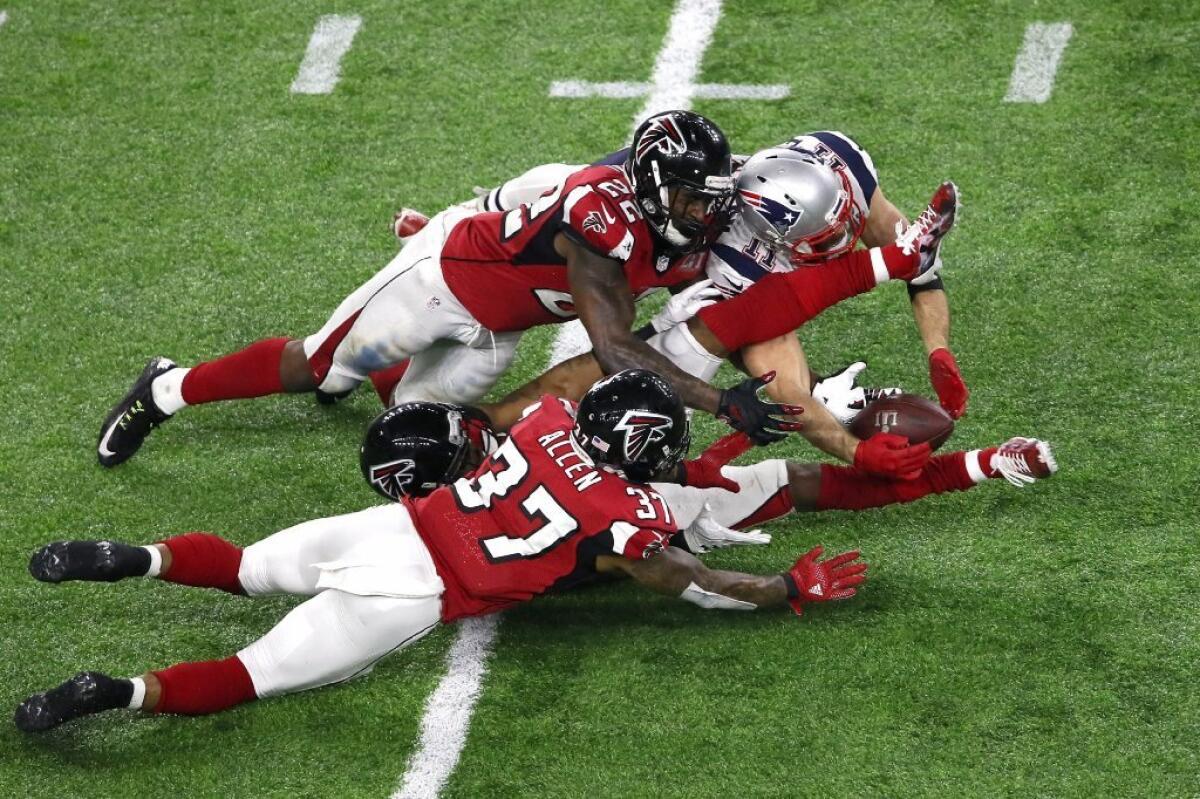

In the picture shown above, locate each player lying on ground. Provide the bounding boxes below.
[97,111,805,469]
[384,133,962,474]
[359,399,1058,554]
[22,370,864,733]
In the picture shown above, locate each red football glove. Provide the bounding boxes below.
[783,545,868,615]
[853,432,931,480]
[680,432,753,492]
[929,347,968,419]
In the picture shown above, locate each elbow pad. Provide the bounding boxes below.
[680,581,756,611]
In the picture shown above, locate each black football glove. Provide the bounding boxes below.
[716,372,804,445]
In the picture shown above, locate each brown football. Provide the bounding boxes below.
[848,393,955,451]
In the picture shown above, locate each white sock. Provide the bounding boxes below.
[127,677,146,710]
[150,367,191,415]
[964,449,989,484]
[869,248,892,285]
[142,545,163,578]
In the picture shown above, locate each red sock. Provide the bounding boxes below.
[816,452,977,511]
[153,655,257,715]
[180,337,290,405]
[160,533,245,595]
[698,246,917,352]
[976,447,1000,478]
[368,360,411,406]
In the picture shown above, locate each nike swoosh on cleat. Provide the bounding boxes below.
[97,419,121,459]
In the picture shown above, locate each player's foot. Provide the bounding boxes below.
[15,672,133,733]
[896,181,958,283]
[97,357,176,467]
[314,387,352,406]
[392,207,430,241]
[991,437,1057,487]
[29,540,150,583]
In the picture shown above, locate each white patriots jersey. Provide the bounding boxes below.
[706,130,880,296]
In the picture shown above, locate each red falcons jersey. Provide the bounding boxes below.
[406,395,677,622]
[440,164,704,332]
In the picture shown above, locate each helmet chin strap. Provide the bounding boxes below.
[662,220,692,246]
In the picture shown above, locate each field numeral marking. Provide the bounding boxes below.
[1005,22,1074,104]
[291,14,362,95]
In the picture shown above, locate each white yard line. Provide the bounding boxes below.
[550,80,789,101]
[392,615,501,799]
[0,11,9,28]
[290,14,363,95]
[395,2,730,794]
[1004,22,1074,104]
[548,0,728,367]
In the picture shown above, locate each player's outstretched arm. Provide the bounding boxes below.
[596,544,867,615]
[561,236,725,414]
[478,352,604,432]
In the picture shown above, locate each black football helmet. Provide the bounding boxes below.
[361,402,497,501]
[572,369,691,482]
[627,110,734,254]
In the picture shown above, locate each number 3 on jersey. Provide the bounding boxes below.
[454,439,580,562]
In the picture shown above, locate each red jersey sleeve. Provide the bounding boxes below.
[608,520,671,560]
[559,186,636,262]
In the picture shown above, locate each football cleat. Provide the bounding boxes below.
[896,181,958,284]
[991,437,1058,487]
[392,207,430,241]
[97,357,176,467]
[14,672,133,733]
[29,540,150,583]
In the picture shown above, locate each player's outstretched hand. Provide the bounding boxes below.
[650,279,725,333]
[813,361,902,425]
[784,545,868,615]
[928,348,968,419]
[681,502,772,554]
[853,432,931,480]
[679,431,752,491]
[716,372,804,446]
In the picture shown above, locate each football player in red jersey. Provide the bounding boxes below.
[359,400,1059,556]
[19,371,865,733]
[96,111,805,469]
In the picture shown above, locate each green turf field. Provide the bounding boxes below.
[2,1,1198,796]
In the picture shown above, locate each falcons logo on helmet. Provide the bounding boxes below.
[369,458,418,500]
[635,115,688,162]
[614,410,674,462]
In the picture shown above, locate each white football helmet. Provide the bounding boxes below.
[736,147,866,265]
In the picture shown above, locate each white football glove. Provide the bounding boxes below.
[682,502,772,554]
[649,279,725,333]
[812,361,902,425]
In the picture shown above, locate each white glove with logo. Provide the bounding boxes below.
[649,279,725,333]
[812,361,901,425]
[682,502,772,554]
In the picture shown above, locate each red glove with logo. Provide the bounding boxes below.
[854,432,931,480]
[929,348,968,419]
[679,432,752,492]
[783,545,868,615]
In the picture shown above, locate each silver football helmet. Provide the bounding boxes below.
[736,147,865,265]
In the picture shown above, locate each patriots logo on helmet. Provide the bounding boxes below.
[739,189,801,237]
[582,210,607,234]
[369,458,418,499]
[614,410,674,462]
[635,115,688,162]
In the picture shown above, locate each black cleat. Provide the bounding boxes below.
[29,540,150,583]
[97,357,176,467]
[15,672,133,733]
